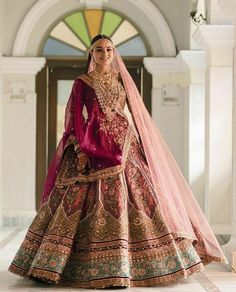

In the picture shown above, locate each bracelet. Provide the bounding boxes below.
[78,152,87,158]
[74,141,81,151]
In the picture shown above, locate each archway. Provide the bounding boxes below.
[12,0,176,57]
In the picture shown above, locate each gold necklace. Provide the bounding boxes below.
[90,70,121,120]
[93,70,114,86]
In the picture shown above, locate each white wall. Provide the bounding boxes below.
[2,73,37,225]
[206,0,232,24]
[152,79,185,172]
[3,0,38,56]
[0,0,4,226]
[1,57,45,226]
[144,53,206,211]
[152,0,191,51]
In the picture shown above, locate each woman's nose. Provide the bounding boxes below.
[101,50,108,56]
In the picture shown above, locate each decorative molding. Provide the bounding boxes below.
[193,25,234,49]
[144,51,206,75]
[176,50,207,71]
[143,57,182,75]
[12,0,176,57]
[218,0,236,23]
[79,0,109,8]
[2,57,46,75]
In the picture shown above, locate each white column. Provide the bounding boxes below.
[144,52,206,209]
[0,0,4,226]
[217,0,236,271]
[1,57,45,226]
[144,57,186,173]
[207,0,232,24]
[193,25,233,235]
[177,51,206,209]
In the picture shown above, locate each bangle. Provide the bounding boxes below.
[74,141,81,150]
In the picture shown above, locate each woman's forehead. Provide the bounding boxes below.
[93,39,113,48]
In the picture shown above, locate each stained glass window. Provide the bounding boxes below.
[43,9,147,56]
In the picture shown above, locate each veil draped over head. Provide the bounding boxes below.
[40,43,226,263]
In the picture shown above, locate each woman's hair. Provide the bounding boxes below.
[91,34,113,47]
[85,34,113,72]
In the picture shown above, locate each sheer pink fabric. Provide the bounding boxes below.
[40,48,227,263]
[111,49,226,263]
[39,89,75,206]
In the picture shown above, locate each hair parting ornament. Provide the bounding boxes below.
[89,34,114,51]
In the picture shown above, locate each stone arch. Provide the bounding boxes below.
[13,0,176,57]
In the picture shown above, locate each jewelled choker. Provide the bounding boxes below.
[92,69,116,85]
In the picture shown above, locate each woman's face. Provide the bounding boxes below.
[91,39,114,67]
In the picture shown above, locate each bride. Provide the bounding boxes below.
[8,34,227,289]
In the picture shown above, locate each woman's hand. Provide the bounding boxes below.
[74,141,91,173]
[77,152,90,173]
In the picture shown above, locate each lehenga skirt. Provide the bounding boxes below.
[8,134,217,288]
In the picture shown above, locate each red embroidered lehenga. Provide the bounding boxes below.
[8,49,226,289]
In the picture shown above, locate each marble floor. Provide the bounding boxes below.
[1,227,236,292]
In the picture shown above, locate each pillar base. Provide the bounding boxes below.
[222,236,236,272]
[2,209,36,227]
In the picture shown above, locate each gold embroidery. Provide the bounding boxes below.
[55,128,135,185]
[89,70,121,121]
[78,74,93,88]
[9,135,219,289]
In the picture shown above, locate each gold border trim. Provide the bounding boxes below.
[55,127,134,185]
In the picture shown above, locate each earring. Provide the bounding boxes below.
[90,56,97,71]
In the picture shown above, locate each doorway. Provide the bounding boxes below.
[36,58,152,209]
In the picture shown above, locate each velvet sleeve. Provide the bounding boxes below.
[71,78,87,143]
[72,78,123,165]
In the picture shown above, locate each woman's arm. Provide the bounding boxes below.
[72,77,123,166]
[71,78,87,143]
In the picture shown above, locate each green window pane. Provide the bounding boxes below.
[65,12,90,47]
[101,11,122,37]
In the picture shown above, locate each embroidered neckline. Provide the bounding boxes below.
[89,70,121,121]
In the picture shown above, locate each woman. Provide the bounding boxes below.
[8,34,227,289]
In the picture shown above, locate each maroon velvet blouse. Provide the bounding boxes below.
[69,77,128,171]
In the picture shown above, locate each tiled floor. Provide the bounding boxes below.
[1,227,236,292]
